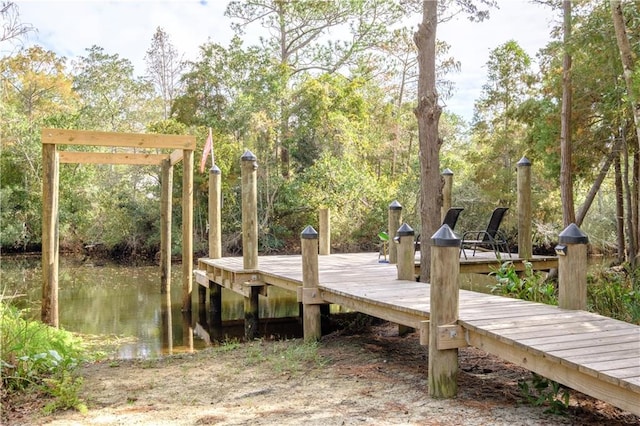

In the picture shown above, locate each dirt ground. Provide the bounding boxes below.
[3,322,639,426]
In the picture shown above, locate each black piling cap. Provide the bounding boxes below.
[210,164,221,174]
[389,200,402,210]
[442,168,454,176]
[301,225,319,239]
[517,157,532,167]
[558,223,589,244]
[396,223,414,237]
[241,150,257,161]
[431,224,461,247]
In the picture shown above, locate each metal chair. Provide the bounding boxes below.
[461,207,511,259]
[414,207,464,253]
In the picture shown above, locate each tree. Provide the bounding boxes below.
[0,1,35,52]
[611,0,639,268]
[413,0,494,282]
[560,0,575,226]
[226,0,404,177]
[72,45,156,132]
[145,27,184,120]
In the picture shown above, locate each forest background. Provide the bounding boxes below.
[1,0,639,269]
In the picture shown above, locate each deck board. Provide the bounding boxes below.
[197,252,640,416]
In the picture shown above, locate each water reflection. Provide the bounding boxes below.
[1,255,302,359]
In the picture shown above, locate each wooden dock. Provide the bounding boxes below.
[416,249,558,275]
[197,252,640,416]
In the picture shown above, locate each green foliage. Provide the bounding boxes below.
[587,264,640,324]
[1,302,88,413]
[489,261,557,304]
[518,373,570,415]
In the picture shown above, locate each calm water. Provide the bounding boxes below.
[1,254,301,359]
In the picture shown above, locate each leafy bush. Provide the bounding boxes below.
[489,261,557,304]
[587,264,640,324]
[1,302,88,413]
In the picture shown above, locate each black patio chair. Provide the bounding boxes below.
[414,207,464,253]
[461,207,511,259]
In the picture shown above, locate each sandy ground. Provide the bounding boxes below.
[3,322,639,426]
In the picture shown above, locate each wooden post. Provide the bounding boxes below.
[429,224,461,398]
[319,207,330,255]
[557,223,589,310]
[517,157,532,259]
[396,223,415,281]
[42,142,59,327]
[209,284,222,324]
[161,291,173,354]
[182,149,194,312]
[160,159,173,294]
[241,150,258,270]
[388,201,402,264]
[209,165,222,259]
[208,164,223,321]
[441,168,453,222]
[244,286,260,340]
[301,226,322,342]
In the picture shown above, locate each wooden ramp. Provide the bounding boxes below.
[197,252,640,416]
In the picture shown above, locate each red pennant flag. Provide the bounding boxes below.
[200,127,213,173]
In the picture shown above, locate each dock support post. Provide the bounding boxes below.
[441,168,453,222]
[388,201,402,264]
[160,159,173,294]
[244,286,260,340]
[301,226,322,342]
[241,150,259,270]
[208,165,223,318]
[42,142,60,327]
[517,157,532,259]
[557,224,589,310]
[182,149,194,312]
[319,207,330,255]
[396,223,415,281]
[429,225,461,398]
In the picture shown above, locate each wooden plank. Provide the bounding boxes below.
[42,128,196,150]
[59,151,167,165]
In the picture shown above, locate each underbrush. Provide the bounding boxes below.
[0,302,89,415]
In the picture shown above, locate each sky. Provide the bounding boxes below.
[12,0,559,122]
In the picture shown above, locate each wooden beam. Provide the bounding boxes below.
[42,128,196,150]
[169,149,183,165]
[59,151,167,165]
[41,143,59,327]
[182,149,194,312]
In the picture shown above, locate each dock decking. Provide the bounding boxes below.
[197,252,640,416]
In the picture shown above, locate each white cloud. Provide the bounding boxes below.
[14,0,558,122]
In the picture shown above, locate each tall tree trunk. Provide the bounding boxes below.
[622,126,637,268]
[614,154,625,264]
[560,0,575,226]
[414,1,442,282]
[576,136,623,226]
[611,0,640,267]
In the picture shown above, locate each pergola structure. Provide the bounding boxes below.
[41,128,196,327]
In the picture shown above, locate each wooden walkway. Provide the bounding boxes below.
[196,252,640,416]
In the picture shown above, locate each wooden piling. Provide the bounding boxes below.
[209,165,222,259]
[301,226,322,342]
[396,223,415,281]
[441,168,453,222]
[428,225,461,398]
[41,143,60,327]
[241,151,258,270]
[208,164,223,321]
[388,201,402,264]
[244,286,260,340]
[517,158,532,259]
[319,207,330,255]
[557,224,589,310]
[182,149,194,312]
[160,159,173,294]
